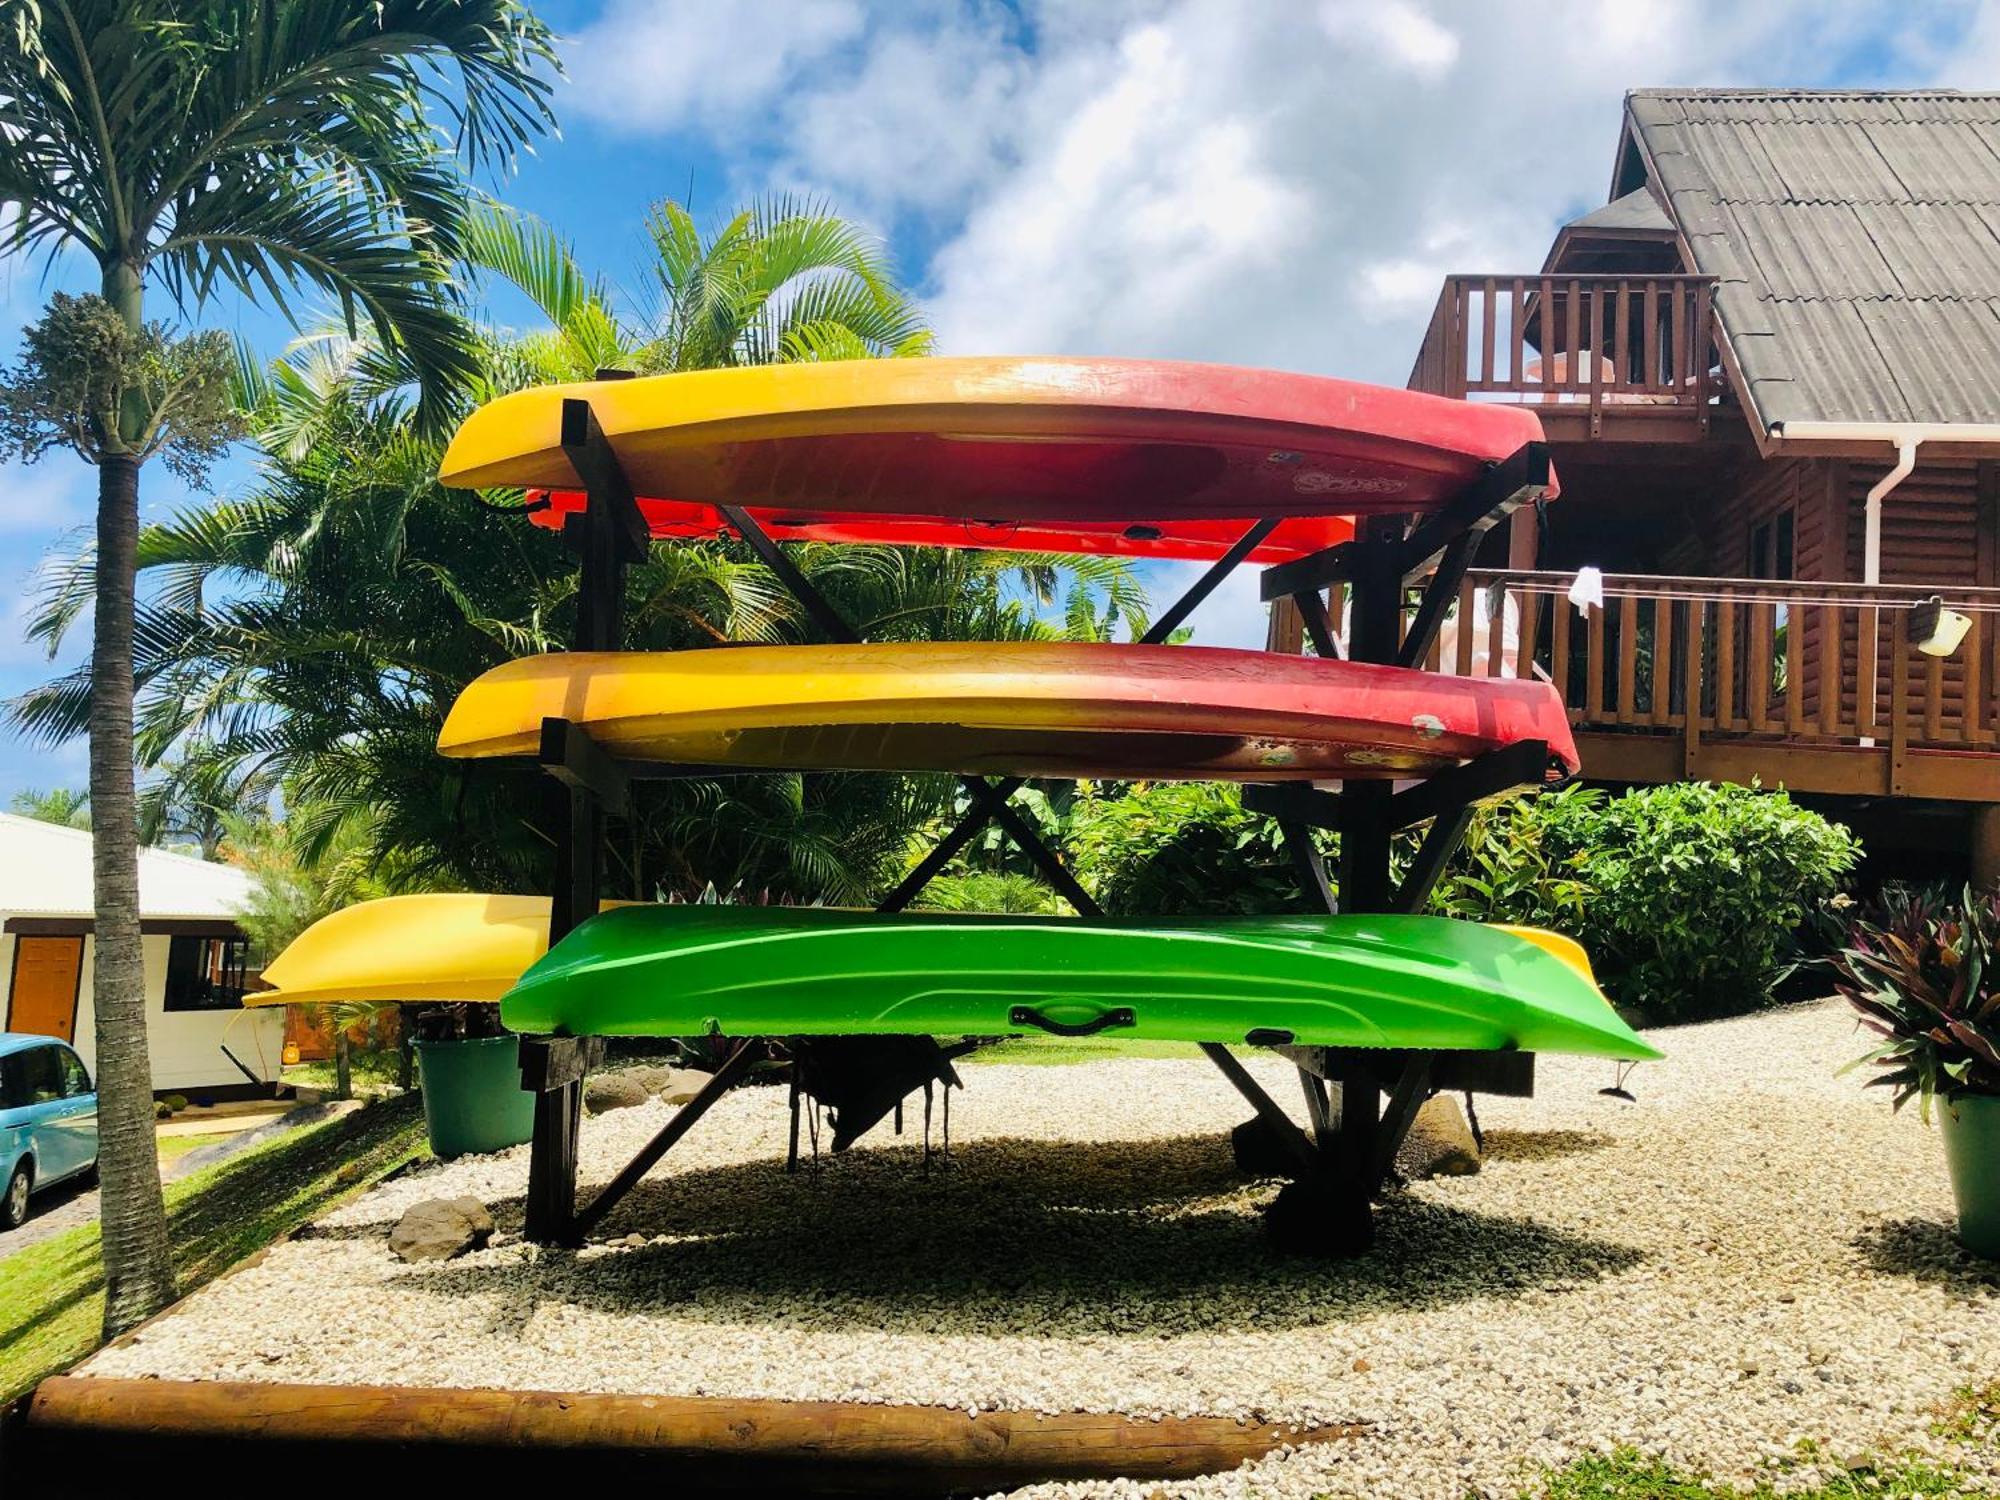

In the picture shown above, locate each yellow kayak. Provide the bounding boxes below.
[436,641,1580,782]
[251,893,1605,1015]
[248,894,562,1006]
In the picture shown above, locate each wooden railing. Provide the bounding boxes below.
[1407,274,1719,419]
[1408,572,2000,794]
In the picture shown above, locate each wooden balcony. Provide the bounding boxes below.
[1415,570,2000,802]
[1407,274,1720,443]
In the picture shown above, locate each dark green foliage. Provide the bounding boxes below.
[1065,782,1330,917]
[0,293,242,481]
[1062,778,1856,1018]
[1432,783,1857,1019]
[1832,884,2000,1113]
[1560,782,1859,1018]
[1421,782,1596,933]
[912,871,1065,915]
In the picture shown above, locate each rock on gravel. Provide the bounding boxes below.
[387,1197,493,1262]
[583,1073,652,1115]
[83,1002,1999,1499]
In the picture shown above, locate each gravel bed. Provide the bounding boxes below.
[83,1000,1997,1496]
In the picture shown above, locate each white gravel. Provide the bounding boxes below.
[83,1000,1998,1496]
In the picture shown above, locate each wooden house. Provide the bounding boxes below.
[1404,88,2000,881]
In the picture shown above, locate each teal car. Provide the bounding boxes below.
[0,1033,98,1230]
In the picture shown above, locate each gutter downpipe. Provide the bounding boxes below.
[1769,420,2000,745]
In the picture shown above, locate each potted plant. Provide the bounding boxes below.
[1832,884,2000,1257]
[409,1002,534,1159]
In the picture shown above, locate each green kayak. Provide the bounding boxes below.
[502,907,1660,1061]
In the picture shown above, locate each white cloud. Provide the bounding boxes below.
[1318,0,1460,78]
[567,0,866,136]
[565,0,1992,384]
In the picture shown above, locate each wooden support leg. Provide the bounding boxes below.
[1974,805,2000,893]
[521,1036,596,1248]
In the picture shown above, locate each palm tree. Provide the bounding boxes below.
[10,786,90,829]
[0,0,557,1336]
[17,199,1152,905]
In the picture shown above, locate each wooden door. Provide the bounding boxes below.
[8,936,84,1043]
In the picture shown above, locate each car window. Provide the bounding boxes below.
[0,1054,23,1110]
[58,1048,91,1097]
[18,1045,63,1104]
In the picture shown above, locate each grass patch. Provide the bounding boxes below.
[1522,1400,2000,1500]
[281,1046,406,1096]
[0,1092,426,1404]
[962,1035,1201,1066]
[1528,1449,1970,1498]
[153,1134,210,1168]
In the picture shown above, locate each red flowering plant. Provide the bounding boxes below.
[1832,884,2000,1120]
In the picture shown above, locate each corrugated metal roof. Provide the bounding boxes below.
[1627,88,2000,428]
[0,814,253,920]
[1563,187,1673,234]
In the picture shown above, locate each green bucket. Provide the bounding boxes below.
[1941,1093,2000,1259]
[414,1035,535,1159]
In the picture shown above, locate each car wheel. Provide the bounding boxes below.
[1,1164,30,1231]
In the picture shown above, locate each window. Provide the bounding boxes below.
[163,935,250,1012]
[58,1047,91,1097]
[0,1044,66,1107]
[1748,508,1795,581]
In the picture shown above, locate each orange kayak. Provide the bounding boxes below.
[438,641,1580,782]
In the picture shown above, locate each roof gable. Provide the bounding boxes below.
[1626,88,2000,430]
[0,814,253,920]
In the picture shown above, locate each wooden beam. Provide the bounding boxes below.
[1385,739,1556,830]
[1571,731,2000,803]
[539,717,631,818]
[17,1377,1357,1492]
[558,399,650,565]
[1241,781,1345,832]
[1397,442,1551,580]
[1142,518,1280,643]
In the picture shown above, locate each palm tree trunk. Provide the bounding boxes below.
[90,449,176,1336]
[334,1029,352,1101]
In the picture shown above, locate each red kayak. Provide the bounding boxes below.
[440,357,1554,563]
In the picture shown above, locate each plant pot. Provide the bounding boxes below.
[413,1035,534,1159]
[1941,1092,2000,1259]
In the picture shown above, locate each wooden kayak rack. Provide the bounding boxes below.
[6,1376,1360,1494]
[518,387,1556,1256]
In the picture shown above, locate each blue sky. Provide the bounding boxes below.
[2,0,1996,801]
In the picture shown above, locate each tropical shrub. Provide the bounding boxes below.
[1066,782,1331,916]
[1065,776,1856,1018]
[1566,782,1858,1018]
[1832,884,2000,1117]
[912,871,1065,915]
[1420,784,1598,934]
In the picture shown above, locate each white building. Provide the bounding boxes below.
[0,814,284,1096]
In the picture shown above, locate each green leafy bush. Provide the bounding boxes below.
[912,871,1065,914]
[1432,782,1858,1019]
[1066,782,1330,916]
[1054,776,1855,1020]
[1573,782,1858,1018]
[1420,783,1598,934]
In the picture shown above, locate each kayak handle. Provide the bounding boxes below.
[1008,1004,1136,1038]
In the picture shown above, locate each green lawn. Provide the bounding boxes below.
[281,1047,407,1096]
[0,1092,426,1403]
[1520,1389,1998,1498]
